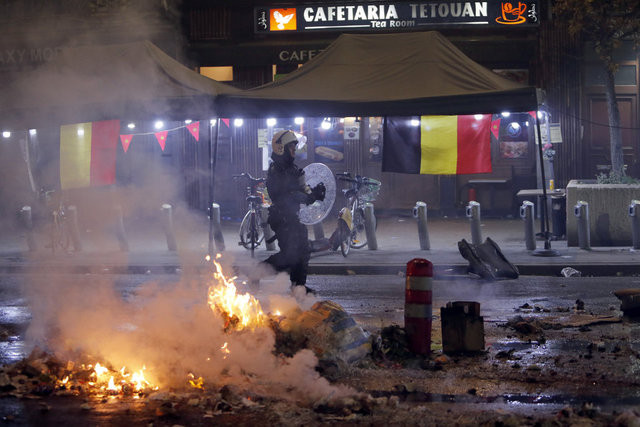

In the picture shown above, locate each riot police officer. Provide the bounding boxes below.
[264,130,325,293]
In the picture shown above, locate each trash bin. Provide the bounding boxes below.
[551,195,566,239]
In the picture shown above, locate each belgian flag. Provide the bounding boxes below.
[59,120,120,189]
[382,115,492,175]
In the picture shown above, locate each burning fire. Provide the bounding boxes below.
[34,254,277,397]
[207,254,266,331]
[56,362,157,396]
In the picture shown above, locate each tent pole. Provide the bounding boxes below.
[532,110,559,257]
[208,119,220,255]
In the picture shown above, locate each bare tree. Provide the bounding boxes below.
[554,0,640,179]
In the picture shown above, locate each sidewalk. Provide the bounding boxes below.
[1,215,640,276]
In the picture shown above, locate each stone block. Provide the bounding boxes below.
[566,180,640,246]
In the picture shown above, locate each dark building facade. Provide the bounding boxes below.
[0,1,638,222]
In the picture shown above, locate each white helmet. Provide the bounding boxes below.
[271,130,298,156]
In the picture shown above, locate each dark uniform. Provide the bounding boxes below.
[263,130,324,289]
[263,152,312,286]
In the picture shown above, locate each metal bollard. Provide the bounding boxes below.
[210,203,225,252]
[413,201,430,250]
[19,206,37,252]
[465,201,482,246]
[260,206,276,251]
[364,203,377,250]
[114,205,129,252]
[66,205,83,252]
[629,200,640,250]
[574,201,590,250]
[519,201,536,250]
[161,204,177,251]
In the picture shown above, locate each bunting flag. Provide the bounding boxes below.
[382,115,492,175]
[155,131,168,151]
[490,118,501,140]
[60,119,120,189]
[221,118,230,127]
[186,122,200,141]
[120,134,132,153]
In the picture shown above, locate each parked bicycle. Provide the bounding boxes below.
[335,172,381,255]
[233,172,269,257]
[40,188,71,254]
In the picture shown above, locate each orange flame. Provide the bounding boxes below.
[207,256,266,330]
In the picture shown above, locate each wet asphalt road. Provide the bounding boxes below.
[0,271,637,424]
[0,271,631,365]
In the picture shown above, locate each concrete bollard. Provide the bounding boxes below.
[629,200,640,250]
[19,206,37,252]
[364,203,378,250]
[520,201,536,250]
[413,201,430,250]
[67,205,83,252]
[114,205,129,252]
[404,258,433,355]
[161,204,177,251]
[210,203,225,252]
[441,301,485,354]
[574,201,590,250]
[260,205,276,251]
[465,201,482,246]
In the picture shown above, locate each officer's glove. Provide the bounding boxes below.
[311,182,326,202]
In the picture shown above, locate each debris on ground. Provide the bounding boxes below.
[613,288,640,316]
[272,300,371,365]
[561,267,582,277]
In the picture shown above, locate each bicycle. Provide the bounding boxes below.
[233,172,269,258]
[335,172,381,255]
[40,189,71,254]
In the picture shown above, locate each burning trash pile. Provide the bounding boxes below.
[1,254,375,415]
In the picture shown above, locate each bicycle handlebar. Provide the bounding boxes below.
[233,172,265,184]
[336,173,376,185]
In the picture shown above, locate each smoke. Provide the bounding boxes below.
[23,255,354,404]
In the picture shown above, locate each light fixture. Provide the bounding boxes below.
[321,119,331,130]
[294,117,304,125]
[410,119,420,127]
[127,122,136,129]
[501,112,511,118]
[2,131,10,139]
[537,110,545,119]
[234,118,243,127]
[154,120,164,130]
[210,119,217,126]
[77,128,84,137]
[184,119,192,124]
[474,114,484,121]
[29,129,37,136]
[266,118,277,127]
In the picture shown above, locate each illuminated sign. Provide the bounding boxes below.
[255,1,539,33]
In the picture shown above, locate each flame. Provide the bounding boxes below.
[188,372,205,389]
[58,362,156,396]
[207,257,266,331]
[220,342,230,359]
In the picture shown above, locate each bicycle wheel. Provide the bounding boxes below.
[338,219,351,257]
[239,210,264,252]
[350,204,368,249]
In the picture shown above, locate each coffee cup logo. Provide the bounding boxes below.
[496,2,527,25]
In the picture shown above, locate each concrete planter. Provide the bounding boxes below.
[566,179,640,246]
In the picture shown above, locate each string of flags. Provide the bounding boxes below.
[119,121,200,153]
[118,119,232,152]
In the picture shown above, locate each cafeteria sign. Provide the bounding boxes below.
[254,1,540,33]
